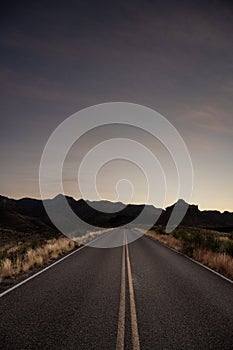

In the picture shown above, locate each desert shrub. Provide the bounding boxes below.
[182,241,194,256]
[172,231,179,239]
[31,239,40,250]
[193,249,233,279]
[192,231,205,248]
[172,230,223,254]
[221,240,233,257]
[228,233,233,240]
[202,235,221,252]
[157,226,166,235]
[18,245,28,256]
[172,229,190,242]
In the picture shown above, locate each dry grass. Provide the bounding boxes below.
[0,259,12,280]
[147,230,183,251]
[147,228,233,280]
[0,237,77,281]
[0,228,112,283]
[193,249,233,279]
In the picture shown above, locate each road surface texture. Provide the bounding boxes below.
[1,229,233,349]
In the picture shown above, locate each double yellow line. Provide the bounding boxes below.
[116,231,140,350]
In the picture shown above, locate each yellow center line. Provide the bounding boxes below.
[126,233,141,350]
[116,232,126,350]
[116,231,141,350]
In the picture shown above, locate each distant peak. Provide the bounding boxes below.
[54,193,65,199]
[176,198,189,205]
[53,194,75,202]
[165,198,189,211]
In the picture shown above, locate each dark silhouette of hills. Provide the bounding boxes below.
[0,195,233,234]
[0,194,161,232]
[163,199,233,231]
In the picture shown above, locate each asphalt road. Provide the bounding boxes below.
[1,229,233,349]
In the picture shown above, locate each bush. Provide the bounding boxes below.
[221,240,233,257]
[182,241,194,256]
[172,231,180,240]
[192,231,204,248]
[204,235,221,252]
[157,226,166,235]
[172,229,190,242]
[229,233,233,240]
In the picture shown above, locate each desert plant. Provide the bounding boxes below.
[0,236,79,282]
[221,240,233,257]
[157,226,166,235]
[1,258,13,278]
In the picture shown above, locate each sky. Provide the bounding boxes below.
[0,0,233,212]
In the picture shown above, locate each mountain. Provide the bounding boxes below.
[161,199,233,231]
[0,194,162,234]
[0,195,57,238]
[0,195,233,235]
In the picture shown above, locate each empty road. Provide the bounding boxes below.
[1,229,233,349]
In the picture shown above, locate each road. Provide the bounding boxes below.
[1,229,233,349]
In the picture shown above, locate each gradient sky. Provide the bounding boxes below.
[1,0,233,212]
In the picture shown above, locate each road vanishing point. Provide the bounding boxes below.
[1,229,233,349]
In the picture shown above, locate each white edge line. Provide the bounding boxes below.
[0,234,107,298]
[147,235,233,285]
[116,231,126,350]
[187,256,233,285]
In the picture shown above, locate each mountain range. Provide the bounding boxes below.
[0,194,233,235]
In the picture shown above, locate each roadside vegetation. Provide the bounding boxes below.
[147,226,233,280]
[0,228,111,284]
[0,235,79,282]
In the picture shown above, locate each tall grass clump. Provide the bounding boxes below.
[0,237,78,282]
[147,227,233,280]
[0,259,13,280]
